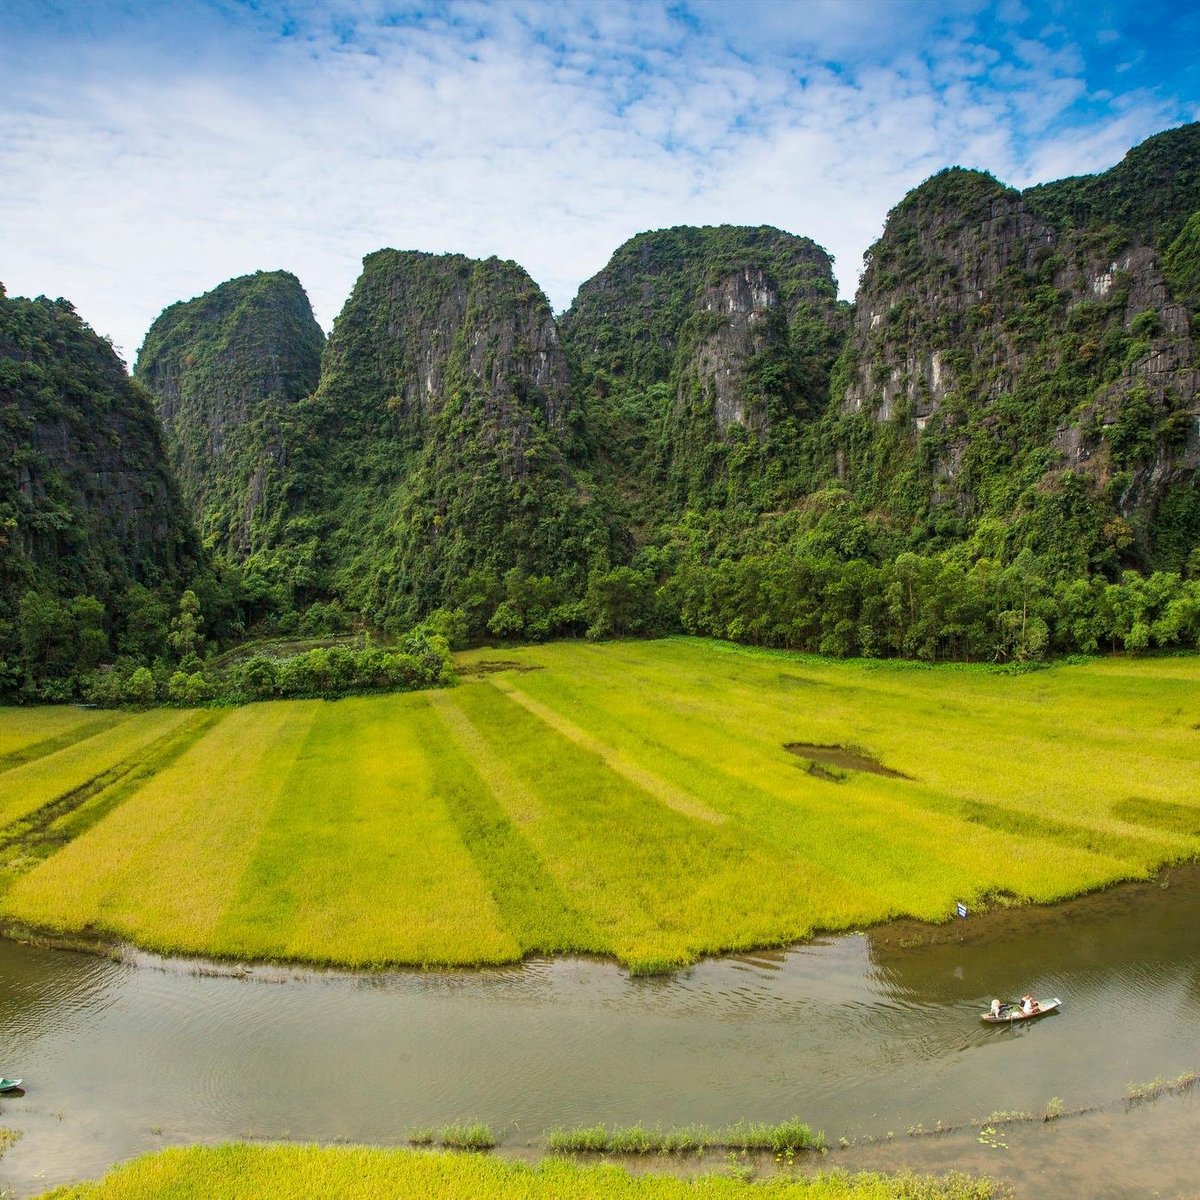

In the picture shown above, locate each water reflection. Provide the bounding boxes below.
[0,865,1196,1198]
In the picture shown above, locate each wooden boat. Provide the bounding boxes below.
[0,1078,22,1092]
[981,998,1061,1024]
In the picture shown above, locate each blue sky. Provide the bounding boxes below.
[1,0,1197,361]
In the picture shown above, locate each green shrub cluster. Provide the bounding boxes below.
[669,550,1200,661]
[230,632,453,700]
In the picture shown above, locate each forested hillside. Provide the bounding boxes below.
[0,287,208,699]
[6,121,1200,700]
[231,250,613,634]
[136,270,325,558]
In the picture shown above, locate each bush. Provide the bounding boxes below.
[235,655,279,699]
[124,666,157,705]
[416,607,469,650]
[183,671,212,703]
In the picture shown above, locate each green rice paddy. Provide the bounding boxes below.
[1,639,1198,972]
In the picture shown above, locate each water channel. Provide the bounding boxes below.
[1,864,1197,1198]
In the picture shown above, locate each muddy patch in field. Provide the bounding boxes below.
[784,742,912,780]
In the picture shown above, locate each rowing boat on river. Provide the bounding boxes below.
[0,1078,21,1092]
[981,998,1062,1024]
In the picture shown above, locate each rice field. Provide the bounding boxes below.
[38,1144,1006,1200]
[1,639,1198,972]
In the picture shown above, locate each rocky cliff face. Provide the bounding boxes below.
[262,250,601,621]
[682,266,791,435]
[829,155,1200,572]
[0,287,200,609]
[561,225,845,517]
[136,270,324,557]
[310,249,571,464]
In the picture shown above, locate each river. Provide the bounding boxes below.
[1,863,1197,1198]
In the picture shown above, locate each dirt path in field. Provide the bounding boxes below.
[487,680,726,826]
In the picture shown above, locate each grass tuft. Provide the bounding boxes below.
[433,1121,497,1150]
[545,1118,823,1155]
[0,1127,21,1159]
[1125,1071,1198,1104]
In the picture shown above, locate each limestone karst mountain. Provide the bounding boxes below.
[0,286,204,681]
[9,120,1198,695]
[228,250,608,625]
[824,123,1200,574]
[136,270,325,558]
[560,224,847,522]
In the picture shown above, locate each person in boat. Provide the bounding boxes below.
[1021,994,1039,1015]
[990,998,1003,1018]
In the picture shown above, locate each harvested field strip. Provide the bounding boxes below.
[0,704,318,952]
[213,696,515,966]
[953,798,1173,862]
[0,712,126,774]
[0,711,222,887]
[452,683,847,968]
[0,706,116,760]
[489,679,726,825]
[0,709,196,832]
[429,692,603,955]
[1112,796,1200,837]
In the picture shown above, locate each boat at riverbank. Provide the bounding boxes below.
[982,998,1061,1024]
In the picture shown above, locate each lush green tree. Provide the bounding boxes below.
[168,589,205,665]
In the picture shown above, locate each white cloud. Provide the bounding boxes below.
[0,0,1192,361]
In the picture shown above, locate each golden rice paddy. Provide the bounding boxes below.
[1,639,1197,972]
[37,1143,1006,1200]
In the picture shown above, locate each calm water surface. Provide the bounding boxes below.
[1,865,1198,1198]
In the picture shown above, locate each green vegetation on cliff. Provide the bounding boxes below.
[136,270,324,558]
[1024,122,1200,251]
[236,250,611,629]
[0,285,207,700]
